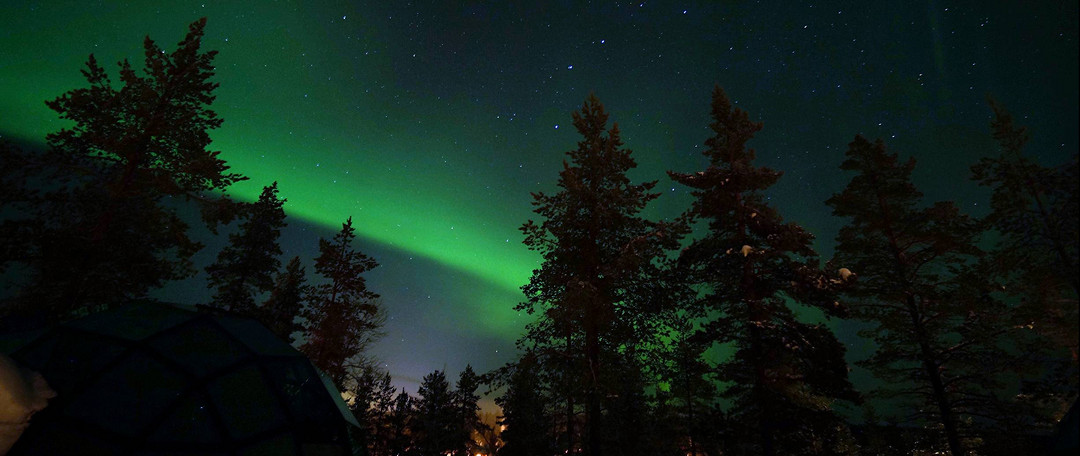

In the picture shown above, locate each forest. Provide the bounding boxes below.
[1,18,1077,456]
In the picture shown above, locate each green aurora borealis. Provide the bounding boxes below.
[2,1,1076,393]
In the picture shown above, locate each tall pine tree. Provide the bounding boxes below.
[496,352,554,456]
[971,100,1078,413]
[350,365,398,456]
[972,100,1079,298]
[452,365,483,456]
[414,370,458,456]
[205,182,285,314]
[300,217,383,388]
[12,18,244,320]
[828,135,1021,455]
[262,255,309,344]
[669,86,857,456]
[388,389,416,456]
[518,94,678,456]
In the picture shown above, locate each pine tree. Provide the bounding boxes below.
[669,86,857,456]
[827,135,1021,456]
[7,18,244,321]
[453,365,483,456]
[971,100,1078,409]
[518,94,679,456]
[350,366,398,456]
[512,310,581,453]
[414,370,458,456]
[262,256,309,343]
[662,327,717,455]
[388,389,416,456]
[972,99,1079,297]
[206,182,286,314]
[496,352,554,456]
[300,217,383,387]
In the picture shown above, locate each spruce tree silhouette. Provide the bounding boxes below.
[517,94,679,456]
[415,370,458,455]
[206,182,286,314]
[828,135,998,456]
[495,352,553,456]
[300,217,383,388]
[6,18,244,321]
[669,86,857,456]
[452,365,483,456]
[262,256,309,343]
[972,100,1079,387]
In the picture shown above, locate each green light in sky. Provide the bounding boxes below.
[220,134,544,298]
[0,10,552,341]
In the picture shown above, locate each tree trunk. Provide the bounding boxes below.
[585,303,601,456]
[874,173,966,456]
[907,294,966,456]
[566,331,575,454]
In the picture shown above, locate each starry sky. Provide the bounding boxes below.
[1,1,1077,402]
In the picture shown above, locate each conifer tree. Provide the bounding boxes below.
[17,18,244,320]
[669,86,857,456]
[388,389,416,456]
[496,352,554,456]
[827,135,1022,456]
[262,256,308,343]
[414,370,458,456]
[972,100,1079,297]
[350,366,397,456]
[518,94,679,456]
[452,365,483,456]
[300,217,383,387]
[662,327,717,455]
[513,307,581,453]
[971,100,1078,403]
[206,182,285,314]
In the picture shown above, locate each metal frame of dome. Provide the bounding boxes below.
[5,301,358,455]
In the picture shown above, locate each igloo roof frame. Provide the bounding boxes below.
[5,301,358,455]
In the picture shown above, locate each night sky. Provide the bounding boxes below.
[1,1,1077,403]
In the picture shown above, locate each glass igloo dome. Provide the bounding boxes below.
[4,301,358,455]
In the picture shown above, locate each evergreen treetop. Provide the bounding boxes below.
[45,17,243,200]
[670,86,857,456]
[3,18,245,321]
[301,217,383,387]
[517,94,679,456]
[262,255,309,344]
[827,135,1021,456]
[206,182,286,314]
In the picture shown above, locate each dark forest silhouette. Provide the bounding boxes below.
[1,19,1077,456]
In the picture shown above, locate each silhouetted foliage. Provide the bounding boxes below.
[495,352,554,456]
[669,86,858,456]
[828,135,1034,455]
[517,94,680,456]
[972,100,1079,297]
[349,365,398,456]
[206,182,286,314]
[389,389,417,456]
[300,216,383,388]
[971,100,1079,420]
[414,370,458,455]
[1,18,244,322]
[5,22,1072,456]
[262,255,309,344]
[453,365,484,456]
[657,327,718,455]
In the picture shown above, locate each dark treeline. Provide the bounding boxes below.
[1,19,1077,456]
